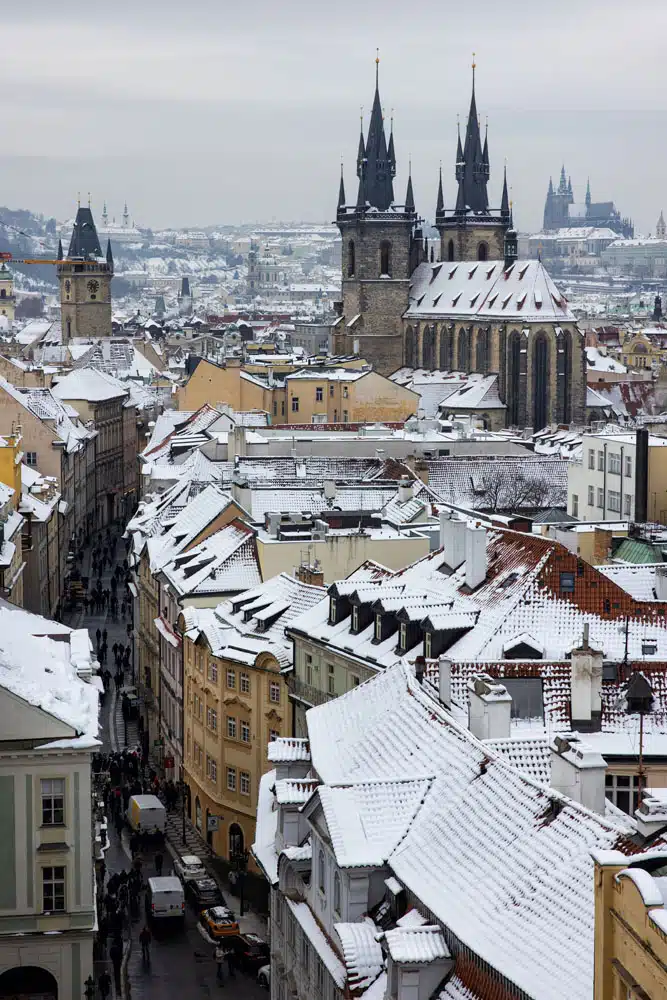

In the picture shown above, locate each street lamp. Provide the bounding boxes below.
[83,974,95,1000]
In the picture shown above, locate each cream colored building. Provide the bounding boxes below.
[593,842,667,1000]
[0,265,16,325]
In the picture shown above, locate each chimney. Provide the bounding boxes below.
[467,673,512,740]
[231,472,251,515]
[266,512,281,538]
[323,480,336,501]
[398,477,414,504]
[438,656,452,709]
[414,655,425,685]
[655,564,667,602]
[570,631,603,731]
[550,735,607,814]
[439,512,466,569]
[634,789,667,839]
[465,524,487,590]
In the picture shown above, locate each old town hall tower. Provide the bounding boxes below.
[58,205,114,340]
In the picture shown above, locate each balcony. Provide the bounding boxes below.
[289,677,333,708]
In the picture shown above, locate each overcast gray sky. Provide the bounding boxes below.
[1,0,665,233]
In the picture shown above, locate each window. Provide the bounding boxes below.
[301,936,311,973]
[226,668,236,689]
[642,640,657,655]
[226,716,237,739]
[608,452,621,475]
[269,728,279,741]
[240,672,250,694]
[319,850,326,894]
[328,664,335,695]
[605,773,641,814]
[333,871,341,914]
[269,681,280,704]
[399,621,407,650]
[502,678,545,720]
[207,662,218,683]
[597,450,604,471]
[42,866,66,912]
[560,572,575,593]
[342,410,349,423]
[374,614,382,641]
[241,720,250,743]
[329,597,337,624]
[571,494,578,518]
[315,387,323,402]
[210,759,217,782]
[588,448,595,470]
[624,494,632,516]
[273,401,277,416]
[291,397,300,413]
[329,384,334,397]
[240,771,250,795]
[342,385,349,398]
[625,455,633,477]
[208,708,217,732]
[351,606,359,632]
[316,958,325,994]
[281,401,285,417]
[597,487,604,508]
[275,894,283,928]
[226,766,236,791]
[477,241,488,262]
[587,485,594,506]
[347,240,355,278]
[26,451,38,467]
[380,240,391,276]
[41,778,65,826]
[350,675,360,688]
[424,632,432,658]
[287,910,296,949]
[608,489,621,513]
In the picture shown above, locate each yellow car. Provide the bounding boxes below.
[200,905,240,939]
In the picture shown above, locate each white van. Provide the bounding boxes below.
[127,794,166,835]
[145,877,185,923]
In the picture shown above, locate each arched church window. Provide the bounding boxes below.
[447,240,455,262]
[347,240,355,278]
[477,242,488,262]
[405,326,416,368]
[380,241,392,276]
[507,330,521,426]
[475,328,489,373]
[422,326,435,370]
[533,333,550,431]
[562,329,572,424]
[457,328,471,373]
[440,327,451,370]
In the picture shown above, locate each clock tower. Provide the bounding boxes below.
[58,204,114,341]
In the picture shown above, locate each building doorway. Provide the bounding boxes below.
[229,823,244,859]
[0,966,58,1000]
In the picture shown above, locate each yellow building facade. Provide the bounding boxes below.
[593,847,667,1000]
[0,264,16,324]
[180,623,288,867]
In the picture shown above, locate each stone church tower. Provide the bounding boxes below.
[332,61,426,374]
[58,205,113,341]
[435,65,511,263]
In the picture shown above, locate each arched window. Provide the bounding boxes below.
[347,240,355,278]
[405,325,416,368]
[457,328,471,373]
[195,796,202,831]
[562,329,572,424]
[66,317,71,339]
[229,823,244,858]
[533,333,550,431]
[440,326,451,370]
[334,871,341,914]
[507,331,521,426]
[0,290,6,299]
[380,240,392,276]
[422,326,436,370]
[477,242,488,261]
[475,328,489,373]
[447,239,455,262]
[319,849,326,894]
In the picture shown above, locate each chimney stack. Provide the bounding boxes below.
[570,632,603,731]
[439,511,466,570]
[634,789,667,839]
[550,735,607,814]
[655,564,667,602]
[439,656,452,709]
[414,655,425,685]
[465,524,487,591]
[467,673,512,740]
[398,477,414,504]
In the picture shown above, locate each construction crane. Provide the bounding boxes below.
[0,252,99,266]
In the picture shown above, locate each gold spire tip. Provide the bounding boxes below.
[472,51,476,70]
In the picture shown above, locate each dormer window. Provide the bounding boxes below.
[375,614,382,642]
[352,606,359,632]
[424,632,432,658]
[319,850,326,896]
[329,597,337,625]
[400,622,408,651]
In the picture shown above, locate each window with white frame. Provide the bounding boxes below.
[608,452,621,475]
[207,708,217,732]
[226,668,236,689]
[41,778,65,826]
[42,866,66,912]
[399,621,408,650]
[374,614,382,641]
[588,448,595,470]
[351,606,359,632]
[327,664,335,695]
[226,766,236,791]
[607,489,621,512]
[587,485,594,506]
[26,452,38,467]
[226,716,237,739]
[597,450,604,471]
[240,771,250,795]
[605,773,641,814]
[623,494,632,516]
[269,681,280,703]
[301,936,311,973]
[210,759,217,783]
[625,455,633,477]
[571,494,578,517]
[597,487,604,508]
[305,653,313,685]
[208,662,218,683]
[241,720,250,743]
[240,672,250,694]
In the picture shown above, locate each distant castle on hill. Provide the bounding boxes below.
[542,167,633,237]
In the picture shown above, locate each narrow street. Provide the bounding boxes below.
[66,523,269,999]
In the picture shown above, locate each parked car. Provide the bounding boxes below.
[257,965,270,989]
[172,854,206,883]
[199,906,240,939]
[226,933,270,973]
[184,877,225,910]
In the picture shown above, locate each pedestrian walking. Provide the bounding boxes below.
[214,944,225,982]
[154,851,163,876]
[139,925,151,962]
[96,628,101,645]
[110,940,122,991]
[225,947,236,978]
[103,628,108,644]
[98,970,112,1000]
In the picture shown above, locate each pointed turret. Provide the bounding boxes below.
[585,177,591,208]
[453,61,490,215]
[504,218,518,270]
[387,119,396,178]
[337,167,346,211]
[559,164,567,193]
[500,165,510,220]
[548,177,553,195]
[358,57,394,211]
[68,205,102,259]
[57,238,63,260]
[455,122,464,183]
[356,125,365,177]
[405,171,415,214]
[102,201,108,227]
[436,166,444,218]
[106,239,114,274]
[482,123,489,169]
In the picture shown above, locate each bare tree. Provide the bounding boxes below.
[477,470,550,512]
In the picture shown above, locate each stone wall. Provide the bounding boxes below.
[437,221,507,262]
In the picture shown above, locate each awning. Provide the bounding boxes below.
[153,616,180,648]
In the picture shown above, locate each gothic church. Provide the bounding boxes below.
[332,65,586,430]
